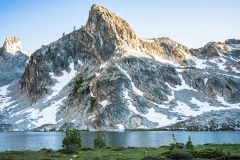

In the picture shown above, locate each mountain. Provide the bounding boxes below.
[0,4,239,131]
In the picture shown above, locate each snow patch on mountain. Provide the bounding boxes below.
[99,100,108,107]
[100,62,107,69]
[216,96,240,107]
[29,97,67,127]
[95,73,100,77]
[194,58,208,69]
[144,108,177,127]
[123,90,131,100]
[90,92,95,97]
[44,63,76,102]
[0,84,13,109]
[15,119,24,124]
[154,55,176,66]
[141,38,155,43]
[116,124,125,130]
[127,99,177,127]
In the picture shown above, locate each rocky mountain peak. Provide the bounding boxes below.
[85,4,138,47]
[1,37,29,56]
[0,37,29,86]
[84,5,194,67]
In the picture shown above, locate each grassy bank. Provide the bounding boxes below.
[0,144,240,160]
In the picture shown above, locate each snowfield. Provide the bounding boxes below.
[29,97,67,127]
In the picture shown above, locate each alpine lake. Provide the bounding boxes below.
[1,131,239,151]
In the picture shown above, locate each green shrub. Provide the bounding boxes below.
[40,148,53,153]
[94,134,107,149]
[215,155,240,160]
[168,150,193,160]
[49,127,56,132]
[62,127,81,153]
[189,148,225,159]
[169,143,176,150]
[113,147,125,151]
[81,147,93,151]
[185,136,194,150]
[88,97,97,113]
[73,77,84,96]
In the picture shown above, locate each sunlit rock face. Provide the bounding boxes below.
[1,37,29,56]
[0,5,240,131]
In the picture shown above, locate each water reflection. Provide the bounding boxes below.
[0,131,239,151]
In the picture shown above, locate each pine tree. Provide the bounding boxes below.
[73,26,76,30]
[185,136,194,150]
[94,134,107,149]
[170,134,178,150]
[62,127,81,153]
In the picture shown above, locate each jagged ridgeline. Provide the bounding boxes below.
[0,4,240,131]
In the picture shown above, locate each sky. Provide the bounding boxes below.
[0,0,240,54]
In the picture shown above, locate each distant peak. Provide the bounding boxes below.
[1,37,29,56]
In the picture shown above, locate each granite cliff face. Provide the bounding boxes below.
[0,5,239,131]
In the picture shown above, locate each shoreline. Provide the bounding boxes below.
[1,143,240,153]
[1,144,240,159]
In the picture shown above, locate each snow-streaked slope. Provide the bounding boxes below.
[117,64,144,96]
[123,89,177,128]
[28,97,67,126]
[44,63,76,102]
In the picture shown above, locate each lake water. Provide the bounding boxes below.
[0,131,239,151]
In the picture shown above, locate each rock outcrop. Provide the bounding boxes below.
[85,4,139,51]
[181,69,240,104]
[0,4,239,131]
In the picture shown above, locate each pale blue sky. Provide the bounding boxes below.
[1,0,239,54]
